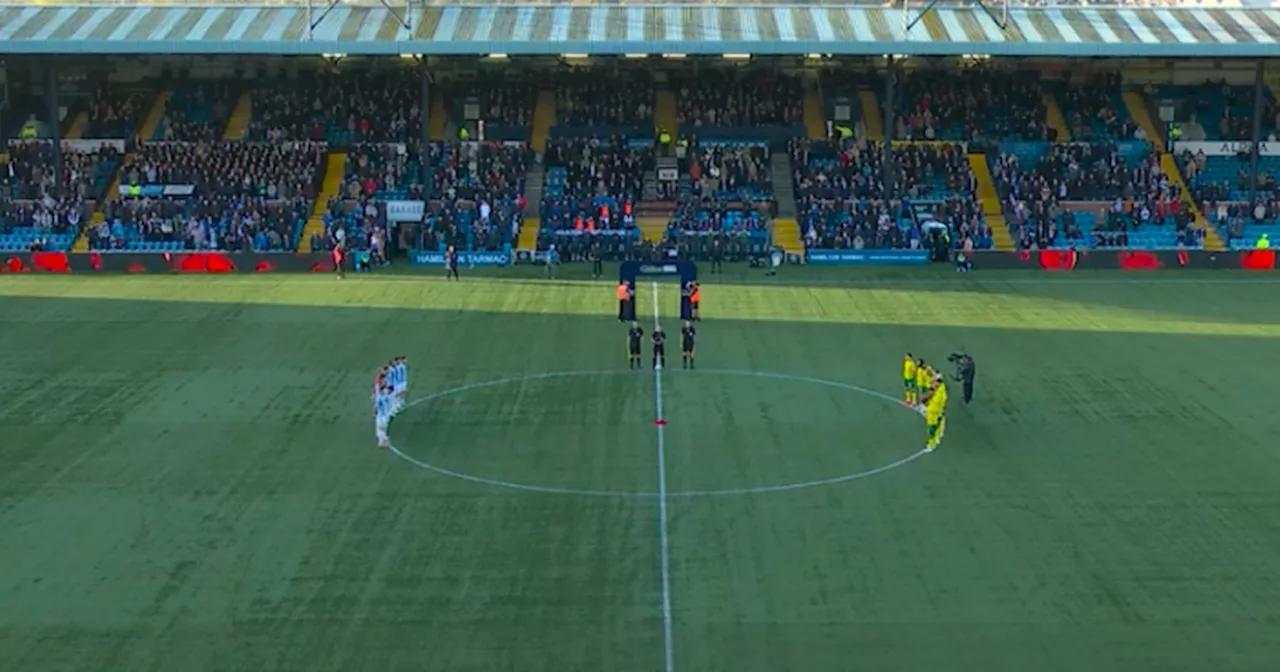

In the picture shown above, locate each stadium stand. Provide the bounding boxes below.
[790,139,990,251]
[248,71,421,145]
[86,142,324,252]
[890,69,1050,143]
[156,83,235,142]
[84,88,149,139]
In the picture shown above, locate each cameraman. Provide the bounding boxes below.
[949,352,976,404]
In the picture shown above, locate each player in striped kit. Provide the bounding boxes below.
[373,370,393,448]
[388,357,408,415]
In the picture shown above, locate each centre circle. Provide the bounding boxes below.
[387,369,933,498]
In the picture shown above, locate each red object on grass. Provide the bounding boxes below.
[654,419,667,426]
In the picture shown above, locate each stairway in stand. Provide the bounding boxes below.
[770,152,804,258]
[1043,92,1072,141]
[968,154,1014,250]
[1122,91,1163,147]
[654,90,677,135]
[1159,153,1224,250]
[638,217,667,243]
[428,90,447,141]
[530,90,555,154]
[222,91,252,141]
[64,111,89,140]
[303,153,347,252]
[803,88,826,140]
[858,91,884,143]
[517,163,545,251]
[73,90,171,252]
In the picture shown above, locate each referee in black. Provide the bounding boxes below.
[590,240,603,279]
[951,352,976,404]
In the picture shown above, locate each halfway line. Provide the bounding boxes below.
[651,281,675,672]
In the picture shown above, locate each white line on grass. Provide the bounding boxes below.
[651,281,676,672]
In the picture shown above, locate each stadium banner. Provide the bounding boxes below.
[657,168,678,181]
[1,250,1270,274]
[385,200,426,222]
[1173,141,1277,157]
[552,228,639,238]
[806,249,931,266]
[410,250,512,267]
[117,184,195,197]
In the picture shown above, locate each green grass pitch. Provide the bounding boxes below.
[2,266,1280,671]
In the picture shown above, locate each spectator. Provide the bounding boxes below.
[893,69,1048,142]
[555,70,654,127]
[84,87,148,138]
[249,70,422,144]
[675,72,803,127]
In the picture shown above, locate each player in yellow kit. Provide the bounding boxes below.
[913,358,932,410]
[903,353,918,405]
[925,378,948,451]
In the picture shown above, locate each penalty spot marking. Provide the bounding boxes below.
[386,368,936,498]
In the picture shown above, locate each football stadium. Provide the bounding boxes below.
[4,1,1280,670]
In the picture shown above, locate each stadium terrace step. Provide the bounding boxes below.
[985,214,1014,251]
[428,90,447,142]
[65,111,89,140]
[304,152,347,252]
[1160,153,1224,251]
[518,216,539,251]
[638,217,667,243]
[222,91,252,141]
[771,152,797,220]
[969,153,1013,250]
[1043,92,1072,142]
[803,89,826,140]
[531,90,555,155]
[1122,91,1162,147]
[525,163,545,220]
[858,91,883,143]
[655,90,677,137]
[138,91,171,143]
[772,217,804,258]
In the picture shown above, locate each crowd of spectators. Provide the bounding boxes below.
[555,71,655,127]
[158,83,236,142]
[1212,199,1280,241]
[545,138,650,202]
[343,142,423,200]
[541,138,646,233]
[248,70,421,144]
[791,140,974,204]
[992,143,1175,203]
[84,87,148,139]
[2,141,122,203]
[79,142,325,251]
[675,72,804,128]
[420,141,530,250]
[993,144,1202,250]
[893,69,1049,143]
[1060,73,1139,141]
[89,194,311,251]
[0,198,86,238]
[682,143,772,201]
[467,82,537,128]
[119,141,324,200]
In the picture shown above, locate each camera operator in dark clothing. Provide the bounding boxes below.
[949,352,976,404]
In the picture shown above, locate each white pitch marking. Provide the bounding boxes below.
[385,369,933,497]
[650,281,676,672]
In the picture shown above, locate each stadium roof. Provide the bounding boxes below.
[1,2,1279,57]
